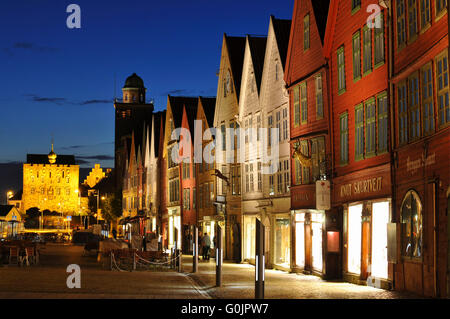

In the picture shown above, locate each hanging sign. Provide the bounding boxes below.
[316,180,331,210]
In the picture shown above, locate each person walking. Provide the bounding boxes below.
[201,233,211,261]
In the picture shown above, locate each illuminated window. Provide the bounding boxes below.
[282,108,288,140]
[436,51,450,127]
[397,0,406,46]
[398,82,408,144]
[315,73,323,119]
[421,63,434,135]
[435,0,447,16]
[300,82,307,124]
[408,73,421,140]
[365,98,376,157]
[337,46,346,93]
[301,140,310,184]
[352,0,361,11]
[408,0,418,40]
[355,103,364,161]
[293,86,300,126]
[340,112,349,165]
[420,0,431,29]
[377,92,388,153]
[304,14,310,51]
[401,190,422,258]
[353,31,361,81]
[363,26,372,75]
[257,162,262,191]
[374,12,385,66]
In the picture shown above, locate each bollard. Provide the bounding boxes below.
[193,226,198,273]
[255,218,265,299]
[216,226,223,287]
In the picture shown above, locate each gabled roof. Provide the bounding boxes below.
[199,97,216,128]
[248,36,267,94]
[0,205,14,217]
[311,0,330,44]
[27,154,76,165]
[184,102,199,138]
[224,35,246,101]
[271,16,292,69]
[168,96,199,128]
[153,111,166,158]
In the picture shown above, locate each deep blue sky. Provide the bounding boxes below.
[0,0,293,169]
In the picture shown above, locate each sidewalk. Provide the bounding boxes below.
[181,255,421,299]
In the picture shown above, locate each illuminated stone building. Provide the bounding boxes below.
[21,144,80,215]
[83,164,109,188]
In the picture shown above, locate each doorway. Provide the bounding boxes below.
[371,201,389,279]
[348,204,362,275]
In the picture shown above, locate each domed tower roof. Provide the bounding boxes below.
[48,143,57,164]
[123,73,145,89]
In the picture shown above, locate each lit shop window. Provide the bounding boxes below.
[401,190,422,258]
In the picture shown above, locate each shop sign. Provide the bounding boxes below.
[339,177,383,199]
[316,180,331,210]
[406,152,436,175]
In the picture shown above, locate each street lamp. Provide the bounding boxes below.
[6,191,13,204]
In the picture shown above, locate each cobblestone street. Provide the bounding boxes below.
[0,244,422,299]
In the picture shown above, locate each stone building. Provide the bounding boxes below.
[21,144,80,215]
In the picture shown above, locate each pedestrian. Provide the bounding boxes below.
[201,232,211,261]
[112,228,117,239]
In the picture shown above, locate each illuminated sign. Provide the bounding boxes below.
[339,177,383,198]
[316,180,331,210]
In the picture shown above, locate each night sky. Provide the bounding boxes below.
[0,0,293,169]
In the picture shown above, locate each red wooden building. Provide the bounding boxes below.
[285,0,333,278]
[324,0,392,287]
[390,0,449,297]
[180,102,199,254]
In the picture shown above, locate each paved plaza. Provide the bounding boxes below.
[0,244,421,299]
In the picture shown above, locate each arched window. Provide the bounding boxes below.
[400,190,422,258]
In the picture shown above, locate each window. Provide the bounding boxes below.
[420,0,431,29]
[284,160,290,192]
[408,73,421,140]
[294,156,301,186]
[257,162,262,191]
[311,137,325,181]
[199,185,203,208]
[294,86,300,126]
[374,12,385,66]
[436,0,448,16]
[401,190,422,258]
[257,114,261,141]
[421,64,434,135]
[205,183,210,206]
[397,0,406,46]
[193,187,196,209]
[245,164,249,192]
[249,163,254,192]
[276,111,281,142]
[315,74,323,119]
[304,14,310,51]
[353,31,361,81]
[352,0,361,12]
[300,82,308,124]
[398,82,408,144]
[363,26,372,75]
[365,98,376,157]
[301,141,310,184]
[277,164,283,194]
[436,52,450,126]
[355,104,364,161]
[269,175,274,195]
[340,112,349,165]
[408,0,418,40]
[337,46,346,93]
[283,108,289,140]
[377,92,388,153]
